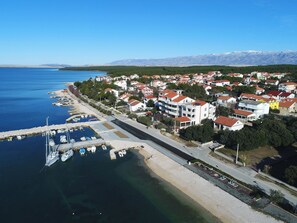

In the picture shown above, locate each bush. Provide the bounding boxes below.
[137,116,152,126]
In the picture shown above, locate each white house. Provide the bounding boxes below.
[114,80,127,90]
[211,80,230,87]
[104,88,119,98]
[278,82,297,92]
[130,74,139,79]
[238,100,269,119]
[128,99,146,112]
[214,116,244,131]
[217,95,237,107]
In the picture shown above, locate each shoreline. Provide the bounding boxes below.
[134,144,283,223]
[61,87,283,222]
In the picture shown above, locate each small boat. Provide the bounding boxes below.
[70,139,75,143]
[91,146,96,153]
[118,151,124,157]
[49,139,55,147]
[102,145,107,150]
[61,149,74,162]
[91,136,97,140]
[86,137,91,141]
[79,148,86,155]
[87,147,92,152]
[60,135,67,143]
[122,149,127,155]
[45,118,59,167]
[16,135,25,140]
[80,137,86,141]
[7,137,13,141]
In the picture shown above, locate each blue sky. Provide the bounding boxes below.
[0,0,297,65]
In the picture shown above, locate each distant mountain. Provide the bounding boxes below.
[109,51,297,66]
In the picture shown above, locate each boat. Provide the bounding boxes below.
[7,137,13,141]
[80,137,86,141]
[118,151,124,157]
[45,117,59,167]
[61,149,74,162]
[49,139,55,147]
[91,136,97,140]
[16,135,25,140]
[70,139,75,143]
[90,146,96,153]
[60,135,67,143]
[102,145,107,150]
[79,148,86,155]
[86,137,91,141]
[87,147,92,152]
[122,149,127,155]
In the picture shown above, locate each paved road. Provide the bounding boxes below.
[69,89,297,205]
[111,114,297,205]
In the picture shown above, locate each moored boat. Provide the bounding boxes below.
[79,148,86,155]
[102,144,107,150]
[61,149,74,162]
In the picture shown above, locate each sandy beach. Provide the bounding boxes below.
[135,144,283,223]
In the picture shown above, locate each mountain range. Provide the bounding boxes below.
[109,51,297,66]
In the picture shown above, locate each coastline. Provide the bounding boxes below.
[134,144,283,223]
[59,86,282,222]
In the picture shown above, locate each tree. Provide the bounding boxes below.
[270,190,284,204]
[216,106,233,116]
[147,99,155,107]
[285,166,297,185]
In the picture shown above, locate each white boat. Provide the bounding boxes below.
[80,137,86,141]
[60,135,67,143]
[122,149,127,155]
[61,149,74,162]
[70,139,76,143]
[91,137,97,140]
[45,117,59,167]
[87,147,92,152]
[16,135,25,140]
[49,139,55,147]
[118,151,124,157]
[91,146,96,153]
[102,145,107,150]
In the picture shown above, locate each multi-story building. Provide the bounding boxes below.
[278,82,297,92]
[238,100,269,119]
[114,80,127,90]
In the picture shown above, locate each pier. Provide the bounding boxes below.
[0,121,101,140]
[56,138,106,152]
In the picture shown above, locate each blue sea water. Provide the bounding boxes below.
[0,68,218,223]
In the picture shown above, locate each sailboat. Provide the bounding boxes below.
[61,124,74,162]
[45,117,59,167]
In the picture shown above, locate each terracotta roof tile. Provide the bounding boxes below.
[214,116,239,127]
[233,109,253,117]
[175,116,191,122]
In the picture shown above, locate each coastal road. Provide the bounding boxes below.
[110,114,297,205]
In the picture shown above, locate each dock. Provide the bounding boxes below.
[0,121,101,140]
[56,139,106,152]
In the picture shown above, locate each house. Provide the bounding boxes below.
[255,86,265,95]
[265,79,279,86]
[214,116,244,131]
[119,93,132,102]
[230,109,256,122]
[114,80,127,90]
[129,74,139,79]
[212,80,230,87]
[279,100,296,115]
[238,100,270,119]
[174,116,192,130]
[260,97,279,110]
[180,100,216,125]
[140,86,154,97]
[144,95,157,104]
[278,82,297,92]
[128,99,146,112]
[267,90,295,100]
[104,88,119,98]
[216,95,237,108]
[239,93,263,101]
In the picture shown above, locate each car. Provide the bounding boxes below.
[219,176,226,181]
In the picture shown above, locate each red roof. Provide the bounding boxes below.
[175,116,191,122]
[218,95,234,101]
[145,95,156,99]
[267,90,282,97]
[280,82,297,86]
[279,101,295,108]
[240,93,263,100]
[173,95,187,102]
[214,116,239,127]
[165,92,178,99]
[193,100,207,106]
[233,109,253,117]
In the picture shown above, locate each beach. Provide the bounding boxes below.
[135,144,283,223]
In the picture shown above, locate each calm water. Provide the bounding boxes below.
[0,68,218,223]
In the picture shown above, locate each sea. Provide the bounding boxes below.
[0,68,219,223]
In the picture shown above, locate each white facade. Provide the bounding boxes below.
[114,80,127,90]
[278,82,297,92]
[238,100,269,119]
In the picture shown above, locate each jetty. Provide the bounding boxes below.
[0,121,101,140]
[56,138,106,152]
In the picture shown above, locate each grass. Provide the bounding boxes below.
[114,131,129,138]
[219,146,279,166]
[103,122,114,130]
